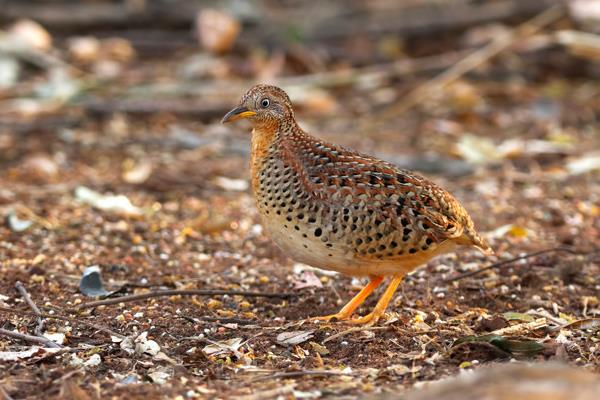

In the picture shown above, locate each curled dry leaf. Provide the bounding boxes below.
[202,337,244,356]
[292,270,323,290]
[135,332,161,356]
[276,330,315,346]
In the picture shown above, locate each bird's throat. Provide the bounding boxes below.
[250,126,279,191]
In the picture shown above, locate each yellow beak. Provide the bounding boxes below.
[221,106,257,123]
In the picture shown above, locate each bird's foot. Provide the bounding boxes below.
[347,309,386,326]
[311,311,353,323]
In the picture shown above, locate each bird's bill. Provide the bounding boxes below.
[221,106,256,123]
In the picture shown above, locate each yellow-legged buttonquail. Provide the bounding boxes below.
[222,84,492,325]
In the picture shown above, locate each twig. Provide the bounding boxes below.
[443,247,582,282]
[27,347,76,365]
[491,318,548,336]
[251,370,354,382]
[75,289,295,310]
[279,50,471,89]
[232,384,296,400]
[0,328,62,348]
[377,4,565,118]
[15,281,44,336]
[197,316,257,326]
[0,306,126,339]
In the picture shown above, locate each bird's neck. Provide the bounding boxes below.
[250,119,304,189]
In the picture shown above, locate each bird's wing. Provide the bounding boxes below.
[287,136,470,246]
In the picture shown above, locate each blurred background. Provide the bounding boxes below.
[1,0,598,251]
[0,0,599,399]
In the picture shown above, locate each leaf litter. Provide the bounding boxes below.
[0,3,599,399]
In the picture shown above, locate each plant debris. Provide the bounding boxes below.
[0,1,598,398]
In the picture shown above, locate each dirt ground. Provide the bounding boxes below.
[0,2,599,399]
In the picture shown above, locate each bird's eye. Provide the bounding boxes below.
[261,98,270,108]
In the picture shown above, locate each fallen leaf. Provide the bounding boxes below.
[454,134,501,165]
[147,368,171,384]
[135,332,161,356]
[292,270,323,289]
[75,186,142,216]
[43,332,66,345]
[489,224,530,239]
[566,152,600,175]
[68,36,101,63]
[202,337,244,356]
[309,341,329,356]
[84,354,102,368]
[8,19,52,51]
[387,364,422,376]
[196,9,240,54]
[276,330,314,346]
[0,346,60,361]
[123,161,153,184]
[560,318,600,331]
[214,176,249,191]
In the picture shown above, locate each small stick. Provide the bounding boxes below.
[378,4,565,118]
[443,247,581,282]
[0,306,126,339]
[75,289,295,310]
[251,370,354,382]
[15,281,44,336]
[0,328,62,348]
[322,326,388,344]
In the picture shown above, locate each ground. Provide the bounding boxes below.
[0,4,599,399]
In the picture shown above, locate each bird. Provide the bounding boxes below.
[222,84,492,325]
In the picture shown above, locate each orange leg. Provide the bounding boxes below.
[314,275,384,322]
[349,275,404,325]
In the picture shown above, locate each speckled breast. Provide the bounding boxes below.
[252,150,361,273]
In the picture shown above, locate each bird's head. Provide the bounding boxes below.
[221,84,294,129]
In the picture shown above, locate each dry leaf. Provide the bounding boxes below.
[196,9,240,54]
[75,186,142,216]
[276,330,314,346]
[0,346,60,361]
